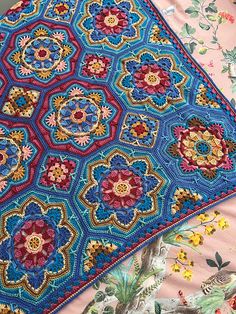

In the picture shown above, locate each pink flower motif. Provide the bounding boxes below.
[19,35,31,48]
[74,136,90,146]
[134,64,171,95]
[56,60,67,72]
[101,169,143,209]
[0,180,7,192]
[13,219,55,269]
[95,7,128,35]
[19,65,33,76]
[52,32,65,41]
[22,145,33,161]
[69,87,84,97]
[82,54,111,79]
[40,156,76,190]
[102,106,112,119]
[45,112,57,127]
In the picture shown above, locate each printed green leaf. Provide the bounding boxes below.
[95,291,106,302]
[155,301,162,314]
[215,252,222,266]
[222,65,229,73]
[180,23,196,37]
[199,22,211,30]
[93,281,100,290]
[221,261,231,268]
[205,3,218,13]
[199,47,208,55]
[207,14,217,21]
[192,0,201,6]
[206,259,218,268]
[231,98,236,107]
[105,286,115,296]
[185,7,199,17]
[103,306,114,314]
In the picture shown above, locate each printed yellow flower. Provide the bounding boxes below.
[188,232,203,246]
[171,263,181,272]
[205,224,216,235]
[183,269,193,281]
[175,234,183,242]
[177,249,187,261]
[214,210,220,217]
[197,213,210,223]
[188,260,194,267]
[217,218,229,230]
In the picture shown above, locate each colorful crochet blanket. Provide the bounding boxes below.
[0,0,235,313]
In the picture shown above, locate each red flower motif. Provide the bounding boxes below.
[95,7,129,35]
[40,157,76,190]
[14,219,55,269]
[101,169,143,209]
[134,64,171,95]
[82,54,111,79]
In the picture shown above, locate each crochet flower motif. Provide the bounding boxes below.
[2,0,40,26]
[82,150,165,230]
[84,240,117,272]
[0,197,75,295]
[9,23,75,83]
[44,84,117,152]
[81,54,111,79]
[120,113,159,148]
[45,0,78,23]
[118,50,187,111]
[168,117,236,179]
[0,125,36,197]
[40,156,76,190]
[2,86,40,117]
[79,0,144,48]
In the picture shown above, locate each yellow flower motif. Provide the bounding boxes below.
[183,269,193,281]
[9,131,24,143]
[12,165,25,181]
[94,123,106,136]
[217,218,229,230]
[177,249,187,261]
[182,129,223,167]
[188,232,203,246]
[204,224,216,235]
[197,213,210,222]
[171,263,181,272]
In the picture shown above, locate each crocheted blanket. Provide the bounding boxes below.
[0,0,235,313]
